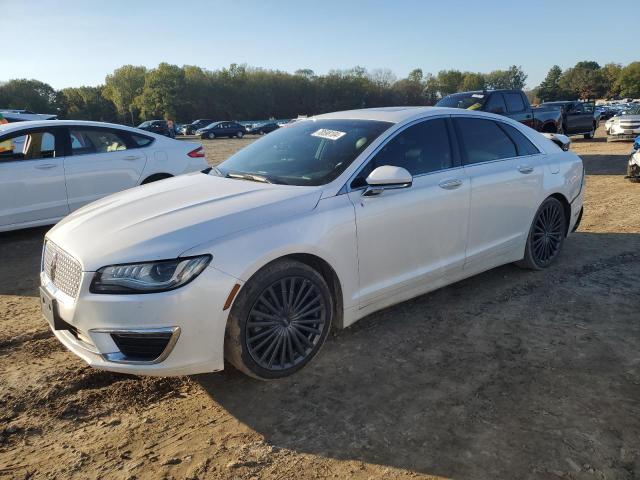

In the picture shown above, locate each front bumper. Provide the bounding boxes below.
[41,265,240,376]
[608,124,640,140]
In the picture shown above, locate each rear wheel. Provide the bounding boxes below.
[517,197,566,270]
[584,124,595,139]
[236,131,244,138]
[225,260,333,379]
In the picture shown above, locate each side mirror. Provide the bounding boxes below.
[363,165,412,196]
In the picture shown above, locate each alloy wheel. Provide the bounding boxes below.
[532,202,564,265]
[245,276,327,371]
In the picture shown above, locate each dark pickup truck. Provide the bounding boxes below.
[436,89,562,134]
[539,101,598,138]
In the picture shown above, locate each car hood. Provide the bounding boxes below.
[47,172,322,271]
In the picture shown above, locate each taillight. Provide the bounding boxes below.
[188,146,205,158]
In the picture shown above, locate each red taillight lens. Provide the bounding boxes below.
[188,146,205,158]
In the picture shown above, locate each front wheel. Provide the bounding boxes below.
[225,260,333,379]
[207,132,215,140]
[517,197,566,270]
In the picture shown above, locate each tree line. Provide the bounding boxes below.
[0,61,638,125]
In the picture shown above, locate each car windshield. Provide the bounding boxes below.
[436,92,487,110]
[138,121,152,128]
[204,122,220,129]
[214,119,392,186]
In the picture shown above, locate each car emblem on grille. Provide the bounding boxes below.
[50,252,58,283]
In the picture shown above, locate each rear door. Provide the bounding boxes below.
[503,92,534,128]
[63,126,148,212]
[0,127,69,227]
[453,116,543,270]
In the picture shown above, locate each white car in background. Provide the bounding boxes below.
[41,108,584,379]
[0,120,208,232]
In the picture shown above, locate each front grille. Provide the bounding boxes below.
[620,123,640,129]
[43,241,83,298]
[110,332,173,361]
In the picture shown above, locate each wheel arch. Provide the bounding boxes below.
[229,252,345,330]
[540,121,559,133]
[140,172,173,185]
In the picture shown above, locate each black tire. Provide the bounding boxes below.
[517,197,566,270]
[141,173,172,185]
[259,130,265,135]
[584,124,595,139]
[207,132,215,140]
[236,131,244,139]
[225,259,333,380]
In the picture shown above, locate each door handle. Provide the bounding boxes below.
[123,155,141,161]
[518,165,534,174]
[438,179,463,190]
[34,163,57,170]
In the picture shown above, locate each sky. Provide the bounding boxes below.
[2,0,638,90]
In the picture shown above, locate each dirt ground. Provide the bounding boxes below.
[1,127,639,480]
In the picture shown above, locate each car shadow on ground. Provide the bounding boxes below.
[197,231,640,479]
[580,153,630,175]
[0,226,48,297]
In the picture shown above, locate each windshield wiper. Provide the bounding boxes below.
[225,171,274,184]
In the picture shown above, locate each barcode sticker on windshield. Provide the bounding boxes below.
[311,129,346,141]
[471,94,484,98]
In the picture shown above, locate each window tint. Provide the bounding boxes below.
[70,128,128,155]
[0,130,57,161]
[504,93,526,113]
[351,119,453,188]
[485,94,507,113]
[499,123,540,156]
[454,118,517,164]
[130,133,153,147]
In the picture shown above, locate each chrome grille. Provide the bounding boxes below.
[43,241,83,298]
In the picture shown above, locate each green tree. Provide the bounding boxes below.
[103,65,146,124]
[615,62,640,98]
[436,70,464,96]
[0,79,62,114]
[485,65,527,90]
[135,63,187,120]
[61,86,117,121]
[391,68,426,105]
[559,61,606,99]
[602,63,622,98]
[461,72,486,91]
[537,65,564,101]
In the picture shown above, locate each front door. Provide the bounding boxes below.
[0,128,69,228]
[63,126,147,211]
[347,117,470,309]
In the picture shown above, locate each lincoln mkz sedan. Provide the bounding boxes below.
[40,107,585,379]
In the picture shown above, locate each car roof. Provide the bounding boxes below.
[314,106,489,124]
[0,119,148,136]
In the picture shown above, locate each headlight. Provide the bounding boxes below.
[90,255,211,294]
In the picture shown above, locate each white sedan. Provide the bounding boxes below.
[0,120,208,232]
[41,107,584,379]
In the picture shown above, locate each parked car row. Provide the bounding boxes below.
[605,104,640,141]
[0,120,207,232]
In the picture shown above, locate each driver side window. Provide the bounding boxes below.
[351,118,453,189]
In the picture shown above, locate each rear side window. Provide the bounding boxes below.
[0,130,58,161]
[130,133,153,148]
[454,117,517,165]
[504,93,526,113]
[70,128,129,155]
[485,94,507,113]
[499,123,540,156]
